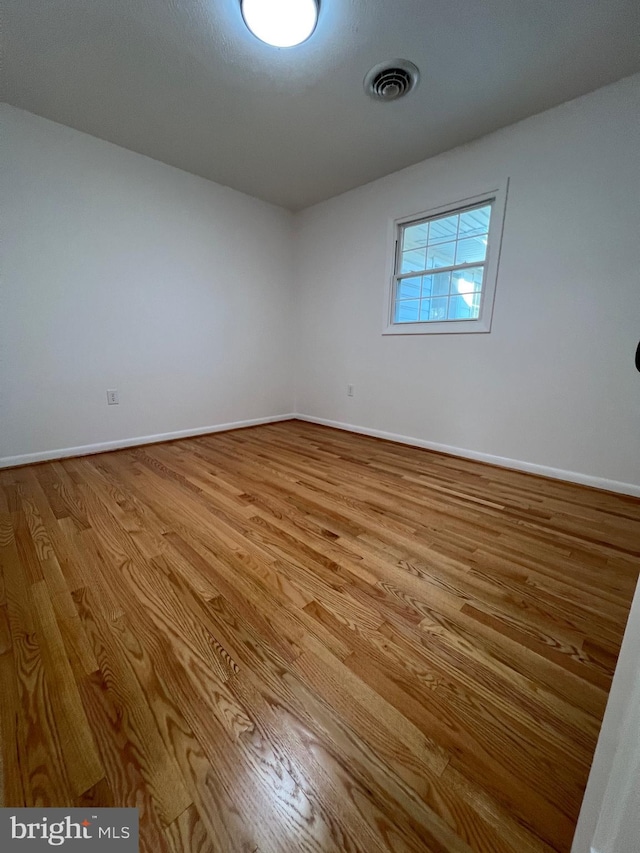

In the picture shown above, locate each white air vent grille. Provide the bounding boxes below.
[364,60,419,102]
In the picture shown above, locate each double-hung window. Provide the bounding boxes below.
[384,184,507,335]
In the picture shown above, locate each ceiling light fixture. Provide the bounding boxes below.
[241,0,319,48]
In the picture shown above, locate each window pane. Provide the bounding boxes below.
[395,299,420,322]
[448,294,480,320]
[397,276,421,299]
[428,214,458,244]
[430,272,451,296]
[455,236,487,264]
[420,297,448,321]
[426,241,455,269]
[451,268,483,319]
[403,222,428,250]
[422,271,450,298]
[459,205,491,237]
[452,266,484,296]
[400,247,426,274]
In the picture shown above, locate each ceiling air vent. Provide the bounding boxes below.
[364,59,420,102]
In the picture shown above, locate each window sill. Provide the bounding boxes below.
[382,317,492,335]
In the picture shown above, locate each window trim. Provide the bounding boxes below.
[382,181,509,335]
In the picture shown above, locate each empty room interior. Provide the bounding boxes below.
[2,1,640,851]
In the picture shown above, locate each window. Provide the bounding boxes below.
[384,184,508,335]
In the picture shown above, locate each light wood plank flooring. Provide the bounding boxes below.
[1,420,639,852]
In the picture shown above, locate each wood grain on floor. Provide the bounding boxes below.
[1,420,638,852]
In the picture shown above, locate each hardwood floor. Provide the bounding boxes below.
[1,420,638,852]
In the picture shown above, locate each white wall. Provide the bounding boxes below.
[1,105,294,464]
[572,577,640,853]
[293,74,640,493]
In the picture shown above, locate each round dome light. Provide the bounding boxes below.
[241,0,318,48]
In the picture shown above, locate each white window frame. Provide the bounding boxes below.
[383,181,509,335]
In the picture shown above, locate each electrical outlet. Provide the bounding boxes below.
[107,389,119,405]
[347,384,354,397]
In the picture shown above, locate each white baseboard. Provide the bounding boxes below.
[294,413,640,498]
[4,412,639,498]
[0,413,296,469]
